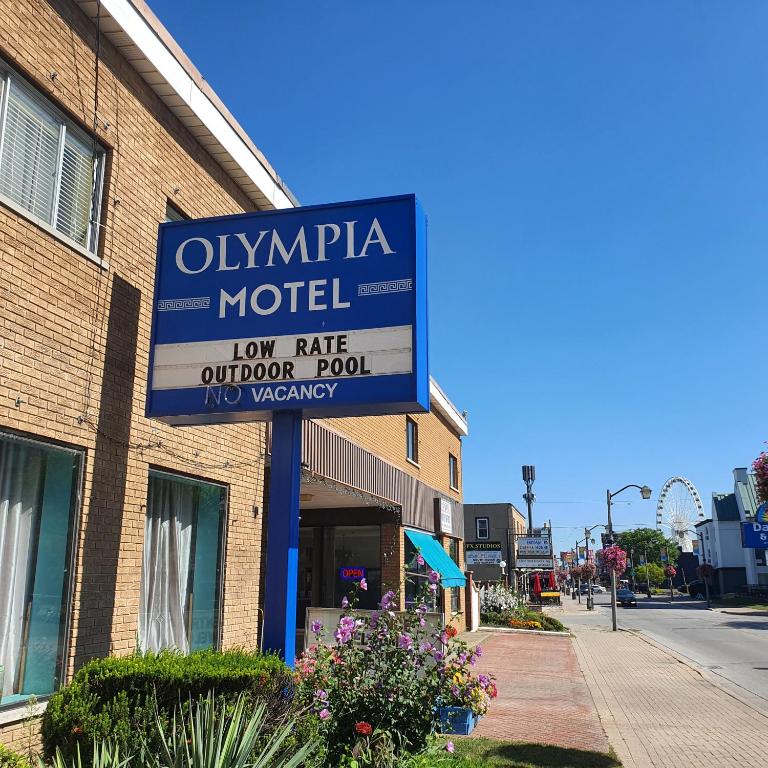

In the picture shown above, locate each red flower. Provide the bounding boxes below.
[354,721,373,736]
[445,625,458,639]
[71,726,83,735]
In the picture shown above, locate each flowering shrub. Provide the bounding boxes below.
[753,450,768,504]
[295,574,496,764]
[664,565,677,579]
[479,583,524,614]
[601,546,627,575]
[508,619,541,631]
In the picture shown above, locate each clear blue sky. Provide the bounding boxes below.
[148,0,767,555]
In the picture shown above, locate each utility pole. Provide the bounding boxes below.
[606,488,618,632]
[584,528,594,610]
[575,539,581,604]
[644,546,651,598]
[522,465,535,534]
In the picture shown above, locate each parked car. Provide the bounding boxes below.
[617,588,637,606]
[579,583,606,594]
[686,580,707,599]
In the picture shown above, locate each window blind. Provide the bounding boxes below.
[0,84,59,223]
[0,68,103,254]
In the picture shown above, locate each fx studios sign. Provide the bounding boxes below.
[146,195,428,424]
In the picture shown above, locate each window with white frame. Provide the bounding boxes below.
[475,517,489,540]
[164,201,186,222]
[0,62,105,254]
[406,417,418,463]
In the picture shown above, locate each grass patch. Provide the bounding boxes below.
[712,597,768,610]
[447,737,621,767]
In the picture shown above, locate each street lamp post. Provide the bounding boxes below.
[607,484,652,632]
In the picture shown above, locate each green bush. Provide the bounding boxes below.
[42,649,295,764]
[0,745,30,768]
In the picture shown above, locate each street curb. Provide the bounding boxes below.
[479,625,571,637]
[623,628,768,718]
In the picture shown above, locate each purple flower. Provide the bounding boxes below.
[319,708,331,721]
[359,578,368,591]
[433,650,444,662]
[315,689,329,701]
[446,741,455,753]
[479,674,490,688]
[419,641,434,653]
[398,633,413,650]
[428,570,441,584]
[310,620,323,634]
[341,596,349,609]
[416,553,425,566]
[475,645,483,658]
[458,652,468,665]
[451,684,460,697]
[380,590,396,610]
[428,583,438,593]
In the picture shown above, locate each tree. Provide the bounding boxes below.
[614,528,679,566]
[753,450,768,504]
[635,563,665,587]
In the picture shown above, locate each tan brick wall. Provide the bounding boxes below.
[380,523,405,610]
[0,0,268,739]
[0,0,466,746]
[326,407,463,502]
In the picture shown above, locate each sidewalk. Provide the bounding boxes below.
[468,630,611,753]
[564,600,768,768]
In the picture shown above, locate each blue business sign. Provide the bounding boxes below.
[146,195,428,424]
[742,521,768,549]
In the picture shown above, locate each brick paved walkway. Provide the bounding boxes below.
[468,630,610,753]
[571,622,768,768]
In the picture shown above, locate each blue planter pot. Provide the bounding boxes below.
[438,706,476,735]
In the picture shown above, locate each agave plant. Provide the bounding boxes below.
[148,692,316,768]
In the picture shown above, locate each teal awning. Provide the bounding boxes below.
[405,529,466,588]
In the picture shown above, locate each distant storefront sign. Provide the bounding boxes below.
[466,541,502,566]
[742,522,768,549]
[517,536,551,557]
[339,566,367,581]
[435,497,453,535]
[516,557,553,569]
[561,551,574,564]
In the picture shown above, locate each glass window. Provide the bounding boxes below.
[0,432,81,706]
[476,517,489,540]
[333,526,380,610]
[165,201,186,222]
[404,535,437,611]
[406,418,418,463]
[448,538,460,614]
[139,471,226,653]
[449,454,459,490]
[0,64,104,253]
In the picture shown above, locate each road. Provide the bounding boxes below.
[565,592,768,703]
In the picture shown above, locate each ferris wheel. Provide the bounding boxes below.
[656,476,705,552]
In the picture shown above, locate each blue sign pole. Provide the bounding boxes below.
[263,410,302,666]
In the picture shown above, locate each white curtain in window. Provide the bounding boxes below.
[0,442,42,696]
[139,477,194,653]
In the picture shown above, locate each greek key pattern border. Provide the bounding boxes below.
[358,279,413,297]
[157,297,211,312]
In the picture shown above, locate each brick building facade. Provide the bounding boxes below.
[0,0,467,746]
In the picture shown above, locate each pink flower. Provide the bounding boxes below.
[359,578,368,591]
[416,553,425,566]
[341,596,349,609]
[310,620,323,634]
[319,708,331,720]
[428,570,441,584]
[398,633,413,650]
[446,741,454,753]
